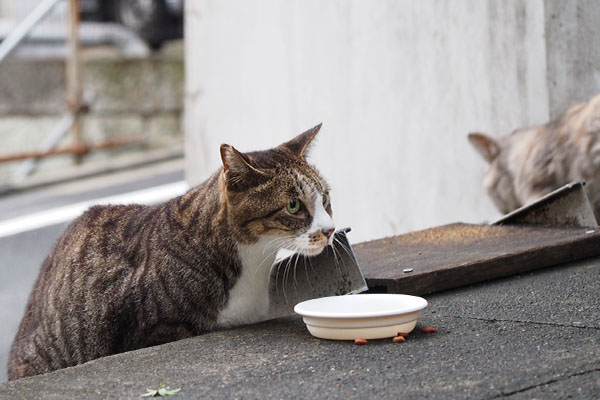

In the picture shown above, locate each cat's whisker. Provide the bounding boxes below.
[305,250,318,277]
[292,251,302,294]
[334,236,354,262]
[302,255,312,291]
[287,243,305,300]
[277,240,298,302]
[263,236,295,253]
[284,252,300,300]
[255,248,280,278]
[257,236,295,272]
[332,237,350,266]
[255,237,298,297]
[331,238,350,283]
[273,240,297,300]
[281,249,297,303]
[330,240,343,279]
[274,254,286,299]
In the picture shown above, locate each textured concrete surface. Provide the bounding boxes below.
[1,257,598,399]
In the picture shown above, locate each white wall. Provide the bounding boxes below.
[544,0,600,117]
[185,1,553,243]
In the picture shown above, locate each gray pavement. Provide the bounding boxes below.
[0,158,184,220]
[1,256,598,399]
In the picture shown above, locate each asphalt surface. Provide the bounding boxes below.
[0,159,185,381]
[1,255,598,399]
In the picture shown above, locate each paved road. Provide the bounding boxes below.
[0,159,185,381]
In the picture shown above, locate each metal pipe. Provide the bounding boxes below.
[0,136,146,164]
[12,114,74,181]
[0,0,62,63]
[66,0,84,164]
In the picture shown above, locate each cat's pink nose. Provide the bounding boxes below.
[322,228,335,239]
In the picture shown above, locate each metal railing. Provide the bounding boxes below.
[0,0,62,63]
[0,0,144,183]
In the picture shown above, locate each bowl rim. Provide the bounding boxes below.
[294,293,428,319]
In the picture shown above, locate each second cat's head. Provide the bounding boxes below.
[468,131,521,214]
[219,124,335,256]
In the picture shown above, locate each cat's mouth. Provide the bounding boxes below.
[299,244,328,257]
[296,234,334,257]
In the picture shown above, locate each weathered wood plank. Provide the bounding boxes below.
[353,223,600,295]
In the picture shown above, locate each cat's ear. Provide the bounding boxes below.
[220,144,270,188]
[281,123,322,158]
[468,132,500,163]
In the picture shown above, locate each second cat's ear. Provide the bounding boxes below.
[220,144,269,188]
[281,123,322,158]
[468,132,500,163]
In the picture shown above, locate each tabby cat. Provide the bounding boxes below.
[469,93,600,217]
[8,124,335,380]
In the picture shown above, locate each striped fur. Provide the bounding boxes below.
[8,124,334,380]
[469,93,600,217]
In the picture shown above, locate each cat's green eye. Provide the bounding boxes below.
[287,200,301,214]
[322,193,329,205]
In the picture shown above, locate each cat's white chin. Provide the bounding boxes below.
[298,243,329,257]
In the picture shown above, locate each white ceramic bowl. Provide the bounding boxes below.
[294,294,428,340]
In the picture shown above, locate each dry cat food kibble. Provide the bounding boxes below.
[396,332,410,338]
[392,335,406,343]
[354,338,368,345]
[421,326,437,334]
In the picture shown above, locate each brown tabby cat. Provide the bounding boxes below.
[8,124,335,380]
[469,93,600,217]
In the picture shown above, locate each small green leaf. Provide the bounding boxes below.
[141,389,159,397]
[158,388,181,396]
[141,383,181,397]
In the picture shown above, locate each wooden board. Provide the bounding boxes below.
[353,223,600,295]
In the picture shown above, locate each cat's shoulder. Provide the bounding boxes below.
[73,203,148,227]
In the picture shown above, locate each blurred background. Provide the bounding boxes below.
[0,0,183,187]
[0,0,599,381]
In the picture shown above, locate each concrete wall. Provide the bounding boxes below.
[544,0,600,117]
[185,0,599,243]
[0,51,183,185]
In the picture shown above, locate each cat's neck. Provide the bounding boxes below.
[216,236,278,328]
[171,172,229,239]
[173,173,280,328]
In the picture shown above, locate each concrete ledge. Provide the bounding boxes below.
[0,50,183,115]
[2,258,599,399]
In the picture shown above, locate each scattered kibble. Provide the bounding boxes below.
[421,326,437,334]
[354,338,368,345]
[392,335,406,343]
[396,332,410,337]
